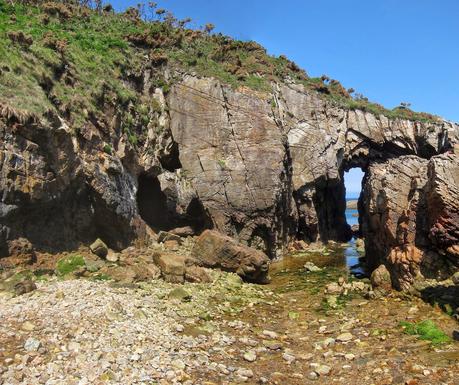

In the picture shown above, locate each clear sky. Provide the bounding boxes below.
[111,0,458,194]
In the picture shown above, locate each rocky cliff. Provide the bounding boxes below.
[1,2,459,289]
[2,70,459,283]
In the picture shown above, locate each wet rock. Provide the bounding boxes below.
[191,230,269,283]
[90,238,108,259]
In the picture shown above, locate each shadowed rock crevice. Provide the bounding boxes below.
[137,173,169,231]
[136,173,213,235]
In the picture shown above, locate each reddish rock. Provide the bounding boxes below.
[185,265,212,283]
[1,238,36,267]
[153,252,186,283]
[191,230,269,283]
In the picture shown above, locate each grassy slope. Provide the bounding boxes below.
[0,1,440,127]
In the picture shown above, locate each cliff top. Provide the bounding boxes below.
[0,0,441,127]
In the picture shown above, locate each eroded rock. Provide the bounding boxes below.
[191,230,269,283]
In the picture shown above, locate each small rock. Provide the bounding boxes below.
[336,332,353,342]
[316,365,331,375]
[307,371,319,380]
[21,321,35,331]
[262,330,278,339]
[282,352,295,364]
[24,338,41,352]
[452,271,459,285]
[172,359,186,370]
[106,251,119,263]
[243,351,257,362]
[168,287,192,302]
[235,368,253,378]
[304,262,321,272]
[90,238,108,258]
[344,353,355,360]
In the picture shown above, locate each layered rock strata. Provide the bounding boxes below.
[1,73,458,287]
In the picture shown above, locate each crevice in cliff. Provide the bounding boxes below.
[137,173,170,231]
[136,173,212,234]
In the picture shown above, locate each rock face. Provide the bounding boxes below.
[360,153,459,289]
[1,72,459,287]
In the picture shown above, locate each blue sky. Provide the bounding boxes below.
[111,0,458,194]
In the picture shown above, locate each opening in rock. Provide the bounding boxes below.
[137,173,171,231]
[344,167,365,235]
[343,167,367,277]
[137,174,213,234]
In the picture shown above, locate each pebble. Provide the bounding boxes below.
[336,332,353,342]
[316,364,331,375]
[262,330,278,339]
[243,351,257,362]
[282,352,296,364]
[24,337,41,352]
[344,353,355,360]
[236,368,253,378]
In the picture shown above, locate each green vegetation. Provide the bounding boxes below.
[103,143,112,155]
[56,254,85,276]
[0,0,440,131]
[400,320,451,345]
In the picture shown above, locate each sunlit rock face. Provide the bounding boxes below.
[1,73,459,288]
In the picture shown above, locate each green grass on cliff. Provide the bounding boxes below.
[0,0,439,126]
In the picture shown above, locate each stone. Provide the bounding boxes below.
[282,352,295,364]
[169,226,195,237]
[2,238,36,267]
[90,238,108,259]
[24,338,41,352]
[106,250,119,263]
[14,279,37,296]
[325,282,343,294]
[336,332,353,342]
[0,68,458,287]
[168,287,192,302]
[262,330,278,339]
[153,252,186,283]
[316,365,331,375]
[304,261,321,272]
[243,351,257,362]
[370,264,392,290]
[185,265,212,283]
[452,272,459,285]
[191,230,270,283]
[157,231,182,244]
[263,340,282,350]
[21,321,36,331]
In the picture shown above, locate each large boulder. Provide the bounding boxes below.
[191,230,270,283]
